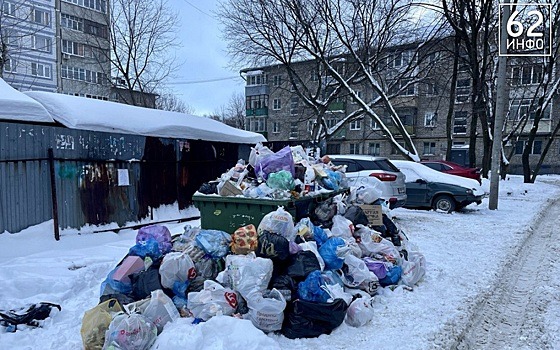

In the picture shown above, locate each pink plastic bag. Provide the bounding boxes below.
[255,146,295,180]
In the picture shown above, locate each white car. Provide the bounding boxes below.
[328,155,407,208]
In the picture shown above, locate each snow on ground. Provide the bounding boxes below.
[1,175,559,349]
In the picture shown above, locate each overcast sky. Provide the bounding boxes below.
[167,0,244,116]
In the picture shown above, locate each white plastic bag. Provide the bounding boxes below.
[343,255,371,286]
[249,142,274,167]
[345,297,375,327]
[221,253,273,298]
[187,280,238,321]
[103,312,157,350]
[359,229,401,264]
[159,251,196,289]
[142,290,180,334]
[399,251,426,287]
[257,207,296,241]
[245,289,287,332]
[321,283,353,305]
[331,215,354,239]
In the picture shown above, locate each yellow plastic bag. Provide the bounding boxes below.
[80,299,123,350]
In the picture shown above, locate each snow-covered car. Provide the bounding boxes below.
[391,160,486,213]
[328,155,407,208]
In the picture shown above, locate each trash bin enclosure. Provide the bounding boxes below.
[193,189,348,233]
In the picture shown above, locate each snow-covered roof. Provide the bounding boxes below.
[25,91,266,144]
[0,78,54,123]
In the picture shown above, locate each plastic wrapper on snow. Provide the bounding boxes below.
[399,251,426,287]
[219,253,273,298]
[245,288,287,332]
[187,280,238,321]
[102,312,157,350]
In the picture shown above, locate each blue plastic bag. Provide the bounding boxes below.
[100,267,132,296]
[195,229,232,259]
[313,226,328,247]
[379,265,402,287]
[318,237,346,270]
[297,270,330,303]
[319,170,342,191]
[128,238,162,260]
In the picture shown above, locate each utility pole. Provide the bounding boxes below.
[489,2,510,210]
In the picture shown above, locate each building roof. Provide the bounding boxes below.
[24,91,266,144]
[0,78,55,123]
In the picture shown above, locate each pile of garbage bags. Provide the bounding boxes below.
[197,143,348,200]
[82,184,426,349]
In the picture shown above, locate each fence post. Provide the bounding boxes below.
[48,148,60,241]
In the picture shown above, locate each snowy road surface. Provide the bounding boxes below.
[453,195,560,350]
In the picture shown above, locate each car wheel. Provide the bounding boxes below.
[433,195,456,213]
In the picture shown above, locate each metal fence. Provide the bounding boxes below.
[0,121,243,236]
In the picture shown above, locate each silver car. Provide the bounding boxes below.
[329,155,407,208]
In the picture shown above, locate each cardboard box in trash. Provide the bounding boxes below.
[219,180,243,197]
[359,204,383,226]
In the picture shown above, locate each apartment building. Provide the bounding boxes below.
[1,0,57,92]
[241,44,560,174]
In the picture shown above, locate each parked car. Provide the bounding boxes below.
[420,160,482,184]
[391,160,486,213]
[328,155,407,208]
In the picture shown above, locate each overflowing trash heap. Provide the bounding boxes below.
[81,144,426,350]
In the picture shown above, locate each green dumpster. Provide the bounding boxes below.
[192,188,348,233]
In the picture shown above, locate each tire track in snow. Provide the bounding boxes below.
[450,195,560,350]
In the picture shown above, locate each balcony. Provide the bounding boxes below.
[386,125,415,136]
[327,101,346,111]
[246,108,269,117]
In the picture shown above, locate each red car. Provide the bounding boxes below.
[420,160,482,184]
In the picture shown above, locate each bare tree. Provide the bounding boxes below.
[222,91,246,129]
[156,92,195,114]
[86,0,180,107]
[220,0,445,161]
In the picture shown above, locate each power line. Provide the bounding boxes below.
[182,0,215,19]
[168,76,240,85]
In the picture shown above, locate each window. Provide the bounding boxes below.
[326,143,340,154]
[64,0,107,13]
[368,143,380,156]
[426,81,438,96]
[511,66,521,85]
[61,14,83,31]
[391,142,405,155]
[84,20,108,38]
[390,79,415,96]
[62,40,85,56]
[520,65,543,85]
[272,122,280,133]
[423,142,436,155]
[2,2,15,16]
[31,62,51,78]
[307,120,316,133]
[2,29,18,46]
[351,90,362,104]
[456,78,470,102]
[32,35,52,52]
[515,140,542,155]
[290,96,299,115]
[272,98,281,110]
[61,65,105,84]
[4,58,15,73]
[246,95,268,110]
[349,143,361,155]
[32,8,50,26]
[272,75,282,87]
[371,118,381,130]
[327,118,338,129]
[349,119,361,131]
[393,52,403,67]
[453,111,468,134]
[424,112,437,127]
[250,117,266,132]
[247,73,266,85]
[289,122,298,139]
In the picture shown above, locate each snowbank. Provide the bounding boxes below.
[0,78,54,123]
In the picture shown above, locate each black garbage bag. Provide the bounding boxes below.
[256,230,290,261]
[99,293,135,306]
[0,302,61,332]
[281,298,348,339]
[374,214,401,247]
[197,181,219,195]
[286,251,321,282]
[343,205,369,226]
[129,262,171,301]
[269,275,297,302]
